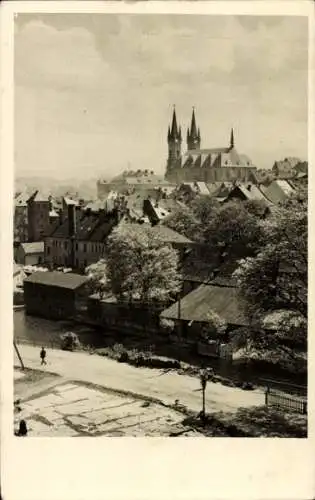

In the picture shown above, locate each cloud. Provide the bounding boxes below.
[14,14,308,179]
[15,20,113,90]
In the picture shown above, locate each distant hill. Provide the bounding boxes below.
[15,176,98,200]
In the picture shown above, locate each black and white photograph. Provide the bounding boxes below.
[12,8,309,440]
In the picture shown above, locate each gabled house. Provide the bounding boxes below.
[15,242,45,266]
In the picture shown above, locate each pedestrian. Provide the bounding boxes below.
[16,419,28,436]
[40,346,47,365]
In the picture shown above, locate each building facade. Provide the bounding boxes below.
[44,202,121,270]
[15,242,45,266]
[27,191,51,242]
[24,271,89,320]
[97,170,174,200]
[165,108,257,184]
[14,193,29,243]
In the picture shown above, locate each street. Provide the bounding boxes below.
[15,344,264,414]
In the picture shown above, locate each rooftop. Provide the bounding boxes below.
[21,242,44,254]
[260,180,295,204]
[161,283,248,326]
[116,221,193,244]
[24,271,88,290]
[48,210,118,242]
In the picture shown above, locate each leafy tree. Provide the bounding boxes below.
[203,200,264,263]
[60,332,80,351]
[234,189,307,321]
[104,225,182,304]
[163,205,203,241]
[243,199,270,218]
[200,311,227,341]
[233,189,307,366]
[85,259,108,299]
[189,196,220,225]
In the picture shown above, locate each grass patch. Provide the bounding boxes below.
[14,367,59,385]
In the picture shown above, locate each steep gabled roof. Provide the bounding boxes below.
[260,180,295,204]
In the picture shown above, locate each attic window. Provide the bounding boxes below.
[225,161,228,165]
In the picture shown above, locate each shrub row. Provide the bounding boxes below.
[95,344,181,370]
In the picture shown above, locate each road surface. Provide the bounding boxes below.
[15,344,265,414]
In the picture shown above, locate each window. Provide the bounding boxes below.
[84,260,87,268]
[64,241,68,250]
[47,247,51,255]
[83,243,87,253]
[76,243,78,251]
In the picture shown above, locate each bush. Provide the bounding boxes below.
[60,332,80,352]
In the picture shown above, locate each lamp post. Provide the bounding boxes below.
[199,368,208,423]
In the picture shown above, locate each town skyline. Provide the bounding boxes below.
[15,14,308,180]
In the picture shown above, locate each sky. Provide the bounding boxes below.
[15,14,308,180]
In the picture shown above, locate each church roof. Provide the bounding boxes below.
[182,146,254,170]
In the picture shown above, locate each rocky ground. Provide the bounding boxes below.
[14,369,202,437]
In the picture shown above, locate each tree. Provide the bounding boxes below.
[85,259,108,299]
[104,225,182,304]
[163,205,203,241]
[200,311,227,341]
[233,189,307,367]
[203,200,264,263]
[189,195,220,225]
[60,332,80,351]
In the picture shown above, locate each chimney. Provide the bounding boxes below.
[68,203,76,268]
[68,203,76,237]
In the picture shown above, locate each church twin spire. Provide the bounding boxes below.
[168,106,235,152]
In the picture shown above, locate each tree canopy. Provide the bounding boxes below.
[233,188,307,366]
[88,225,182,305]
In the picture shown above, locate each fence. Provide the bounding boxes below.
[261,377,307,397]
[265,388,307,414]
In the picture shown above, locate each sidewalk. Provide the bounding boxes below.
[15,344,264,414]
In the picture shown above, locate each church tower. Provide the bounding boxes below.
[167,107,182,174]
[187,108,201,151]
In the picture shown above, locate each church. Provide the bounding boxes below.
[165,108,257,184]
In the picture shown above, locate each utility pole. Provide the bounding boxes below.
[14,340,25,370]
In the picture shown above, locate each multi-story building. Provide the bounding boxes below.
[97,170,174,200]
[44,201,125,270]
[14,192,29,243]
[27,190,51,242]
[165,107,257,184]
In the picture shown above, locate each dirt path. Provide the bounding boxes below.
[15,344,264,414]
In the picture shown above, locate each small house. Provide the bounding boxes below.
[15,242,45,266]
[160,283,249,340]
